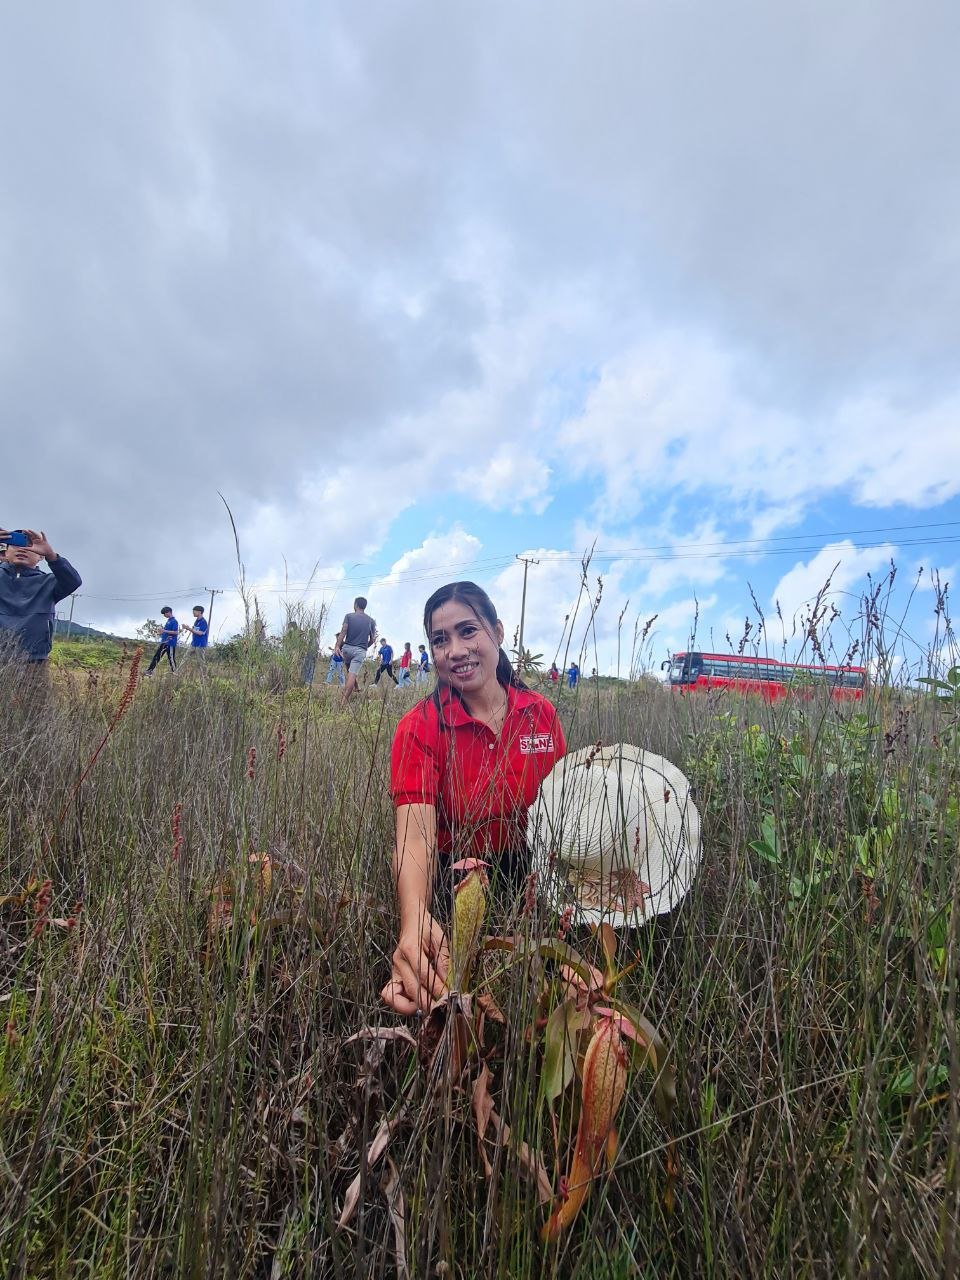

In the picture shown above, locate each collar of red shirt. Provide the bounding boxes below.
[434,681,542,730]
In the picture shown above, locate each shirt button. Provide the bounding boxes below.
[488,742,495,750]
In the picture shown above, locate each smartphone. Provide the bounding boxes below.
[1,531,31,548]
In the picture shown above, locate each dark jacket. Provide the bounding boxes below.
[0,556,82,661]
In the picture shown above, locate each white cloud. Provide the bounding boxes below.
[364,526,485,655]
[2,0,958,639]
[769,541,897,657]
[644,595,719,665]
[456,447,552,514]
[489,548,639,673]
[559,334,960,517]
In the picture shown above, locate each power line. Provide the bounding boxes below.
[71,521,960,605]
[576,517,960,558]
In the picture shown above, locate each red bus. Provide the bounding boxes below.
[662,651,866,701]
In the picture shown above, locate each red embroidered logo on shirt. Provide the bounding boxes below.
[520,733,555,755]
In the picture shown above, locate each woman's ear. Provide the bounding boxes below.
[495,619,505,646]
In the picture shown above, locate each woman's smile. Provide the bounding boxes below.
[449,657,480,679]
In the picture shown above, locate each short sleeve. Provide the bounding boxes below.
[550,703,567,759]
[391,708,442,808]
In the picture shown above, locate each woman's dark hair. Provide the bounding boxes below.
[422,581,527,708]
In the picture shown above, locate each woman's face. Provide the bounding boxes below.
[428,600,504,698]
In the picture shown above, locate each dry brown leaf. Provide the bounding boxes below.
[475,991,507,1024]
[488,1110,552,1205]
[343,1026,418,1049]
[380,1158,409,1280]
[471,1061,496,1177]
[337,1104,409,1229]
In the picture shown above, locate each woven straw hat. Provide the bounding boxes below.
[526,743,701,927]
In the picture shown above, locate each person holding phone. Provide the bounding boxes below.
[145,607,180,674]
[0,528,82,663]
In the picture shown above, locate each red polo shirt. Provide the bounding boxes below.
[391,684,566,858]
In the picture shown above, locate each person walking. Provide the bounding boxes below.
[0,528,82,665]
[548,663,560,685]
[325,649,346,686]
[566,662,579,689]
[398,641,414,686]
[374,638,398,685]
[183,605,208,649]
[146,607,179,674]
[333,596,378,704]
[178,605,209,670]
[415,643,430,685]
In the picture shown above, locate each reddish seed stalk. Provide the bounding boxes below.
[31,878,53,938]
[57,646,143,824]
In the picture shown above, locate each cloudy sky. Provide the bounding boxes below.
[3,1,958,674]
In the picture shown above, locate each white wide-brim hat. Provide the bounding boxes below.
[526,743,701,927]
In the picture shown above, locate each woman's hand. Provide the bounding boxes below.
[381,912,449,1014]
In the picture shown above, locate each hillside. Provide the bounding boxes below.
[53,618,130,642]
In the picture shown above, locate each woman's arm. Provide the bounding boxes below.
[381,803,449,1014]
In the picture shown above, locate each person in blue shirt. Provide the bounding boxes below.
[176,605,209,671]
[0,527,81,663]
[373,638,398,685]
[325,649,346,685]
[146,607,180,674]
[415,643,430,685]
[182,606,209,649]
[567,661,579,688]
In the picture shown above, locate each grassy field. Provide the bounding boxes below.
[1,643,957,1278]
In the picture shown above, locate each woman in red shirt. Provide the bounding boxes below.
[382,581,565,1014]
[398,641,413,686]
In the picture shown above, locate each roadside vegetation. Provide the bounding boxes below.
[1,616,958,1277]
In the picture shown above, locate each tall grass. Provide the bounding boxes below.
[0,639,957,1277]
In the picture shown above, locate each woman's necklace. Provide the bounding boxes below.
[469,689,509,736]
[491,694,508,734]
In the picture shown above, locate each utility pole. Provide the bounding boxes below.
[515,554,540,675]
[205,588,223,636]
[66,594,79,639]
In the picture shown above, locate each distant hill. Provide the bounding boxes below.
[53,619,131,643]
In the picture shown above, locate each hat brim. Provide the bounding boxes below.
[526,746,702,928]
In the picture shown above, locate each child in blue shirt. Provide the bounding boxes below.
[182,605,209,648]
[146,607,179,673]
[415,643,430,684]
[374,639,397,685]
